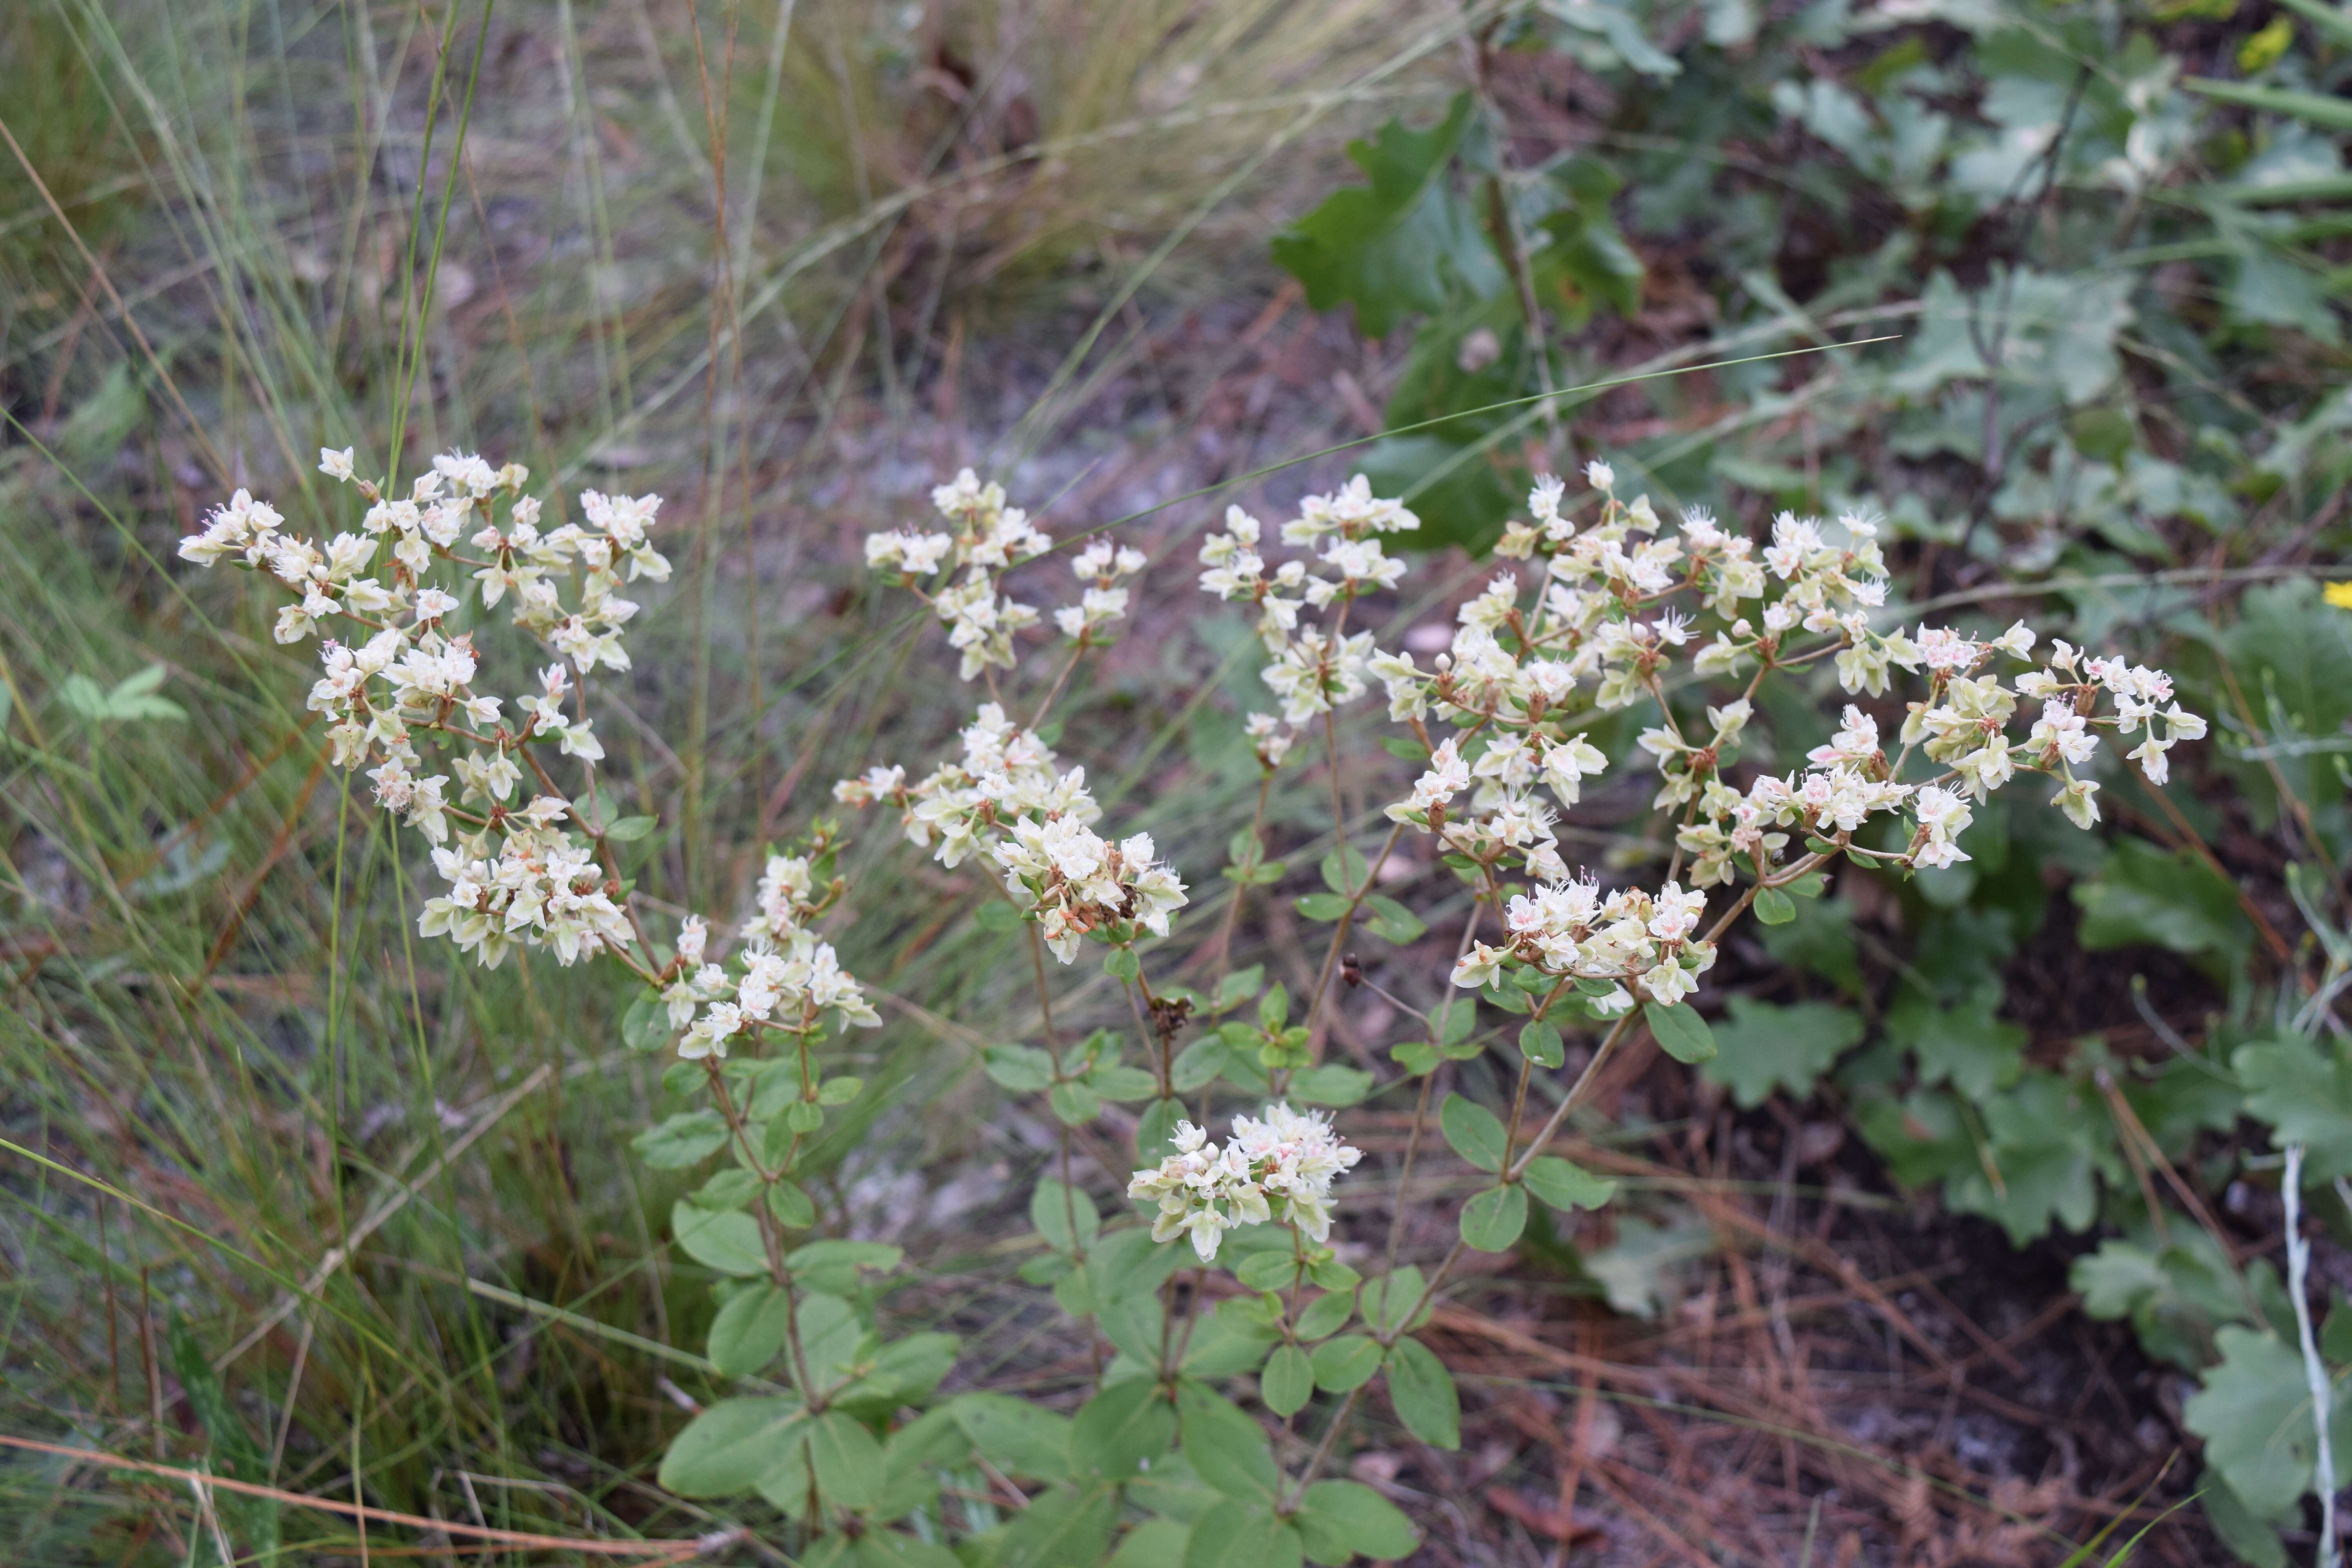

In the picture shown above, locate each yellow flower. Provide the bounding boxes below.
[2326,581,2352,610]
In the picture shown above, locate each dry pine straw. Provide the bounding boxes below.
[1277,1095,2206,1568]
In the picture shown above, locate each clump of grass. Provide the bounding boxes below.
[0,0,1459,1558]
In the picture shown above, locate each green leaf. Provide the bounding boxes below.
[1307,1255,1358,1292]
[1698,995,1863,1110]
[2236,1034,2352,1181]
[708,1285,794,1377]
[817,1076,863,1106]
[1177,1383,1279,1501]
[1522,1156,1615,1213]
[114,662,169,698]
[1391,1041,1439,1077]
[1296,1479,1417,1560]
[1644,1002,1717,1065]
[1294,1289,1354,1343]
[1180,1298,1280,1379]
[1215,966,1265,1010]
[1261,1345,1314,1416]
[693,1169,760,1212]
[2204,1474,2291,1568]
[1285,1064,1372,1107]
[787,1240,903,1293]
[766,1180,816,1229]
[2184,1325,2348,1519]
[1170,1041,1227,1094]
[1294,893,1351,922]
[1134,1096,1189,1160]
[1049,1081,1104,1125]
[947,1392,1075,1483]
[1438,1093,1505,1172]
[1519,1020,1564,1068]
[1089,1064,1161,1103]
[1940,1074,2105,1247]
[857,1532,965,1568]
[1031,1179,1101,1257]
[1379,735,1430,762]
[1236,1249,1301,1292]
[1106,1520,1192,1568]
[1752,886,1796,925]
[1089,1226,1184,1305]
[1270,93,1499,338]
[788,1293,868,1399]
[1320,844,1369,894]
[2072,838,2251,967]
[656,1397,807,1496]
[1073,1378,1177,1480]
[1586,1218,1714,1319]
[1459,1183,1528,1252]
[807,1411,884,1510]
[1020,1250,1072,1288]
[1361,1267,1427,1336]
[69,663,186,723]
[1889,990,2025,1102]
[753,1433,817,1519]
[602,814,657,842]
[1183,1501,1304,1568]
[833,1332,960,1416]
[671,1201,769,1276]
[633,1110,730,1169]
[1308,1334,1383,1392]
[1259,985,1291,1031]
[974,900,1025,932]
[1002,1483,1122,1568]
[1364,894,1426,945]
[1384,1336,1461,1449]
[743,1061,800,1119]
[2071,1231,2252,1372]
[622,990,670,1052]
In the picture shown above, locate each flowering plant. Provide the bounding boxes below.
[177,447,2202,1563]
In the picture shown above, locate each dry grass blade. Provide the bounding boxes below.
[0,1434,702,1558]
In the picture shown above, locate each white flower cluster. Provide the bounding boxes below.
[1196,476,1420,747]
[2018,644,2207,789]
[1054,538,1147,640]
[415,812,633,969]
[669,931,882,1061]
[1205,466,2206,1015]
[844,479,1189,963]
[1453,875,1705,1007]
[180,456,648,955]
[178,450,880,1060]
[1382,733,1581,884]
[835,703,1072,869]
[998,822,1189,962]
[653,845,879,1060]
[833,703,1188,962]
[866,468,1054,680]
[178,486,399,645]
[1127,1103,1364,1261]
